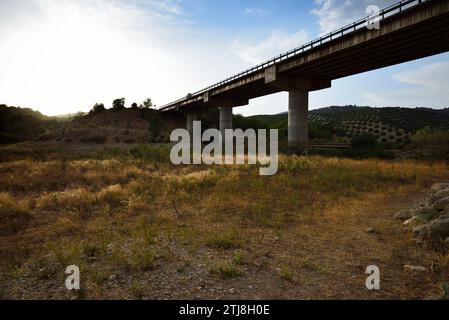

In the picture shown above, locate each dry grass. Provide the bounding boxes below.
[0,150,448,299]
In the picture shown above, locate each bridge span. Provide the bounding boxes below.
[160,0,449,148]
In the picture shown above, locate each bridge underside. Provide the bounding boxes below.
[162,0,449,147]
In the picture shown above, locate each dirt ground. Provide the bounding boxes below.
[0,153,448,300]
[1,186,447,300]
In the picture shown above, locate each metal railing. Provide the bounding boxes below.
[161,0,426,109]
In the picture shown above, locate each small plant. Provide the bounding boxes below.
[280,265,294,281]
[130,281,148,299]
[233,250,246,265]
[83,243,105,258]
[207,234,238,250]
[125,243,156,272]
[211,262,241,279]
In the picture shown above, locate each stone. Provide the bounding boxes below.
[403,216,427,229]
[433,196,449,211]
[414,208,441,222]
[366,227,375,233]
[404,265,427,272]
[428,189,449,205]
[413,224,429,239]
[395,209,414,221]
[443,284,449,300]
[431,183,449,192]
[427,217,449,240]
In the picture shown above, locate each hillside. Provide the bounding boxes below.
[34,108,183,147]
[248,106,449,145]
[0,104,60,144]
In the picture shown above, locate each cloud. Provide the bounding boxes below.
[243,8,269,18]
[229,30,308,66]
[365,61,449,108]
[0,0,238,115]
[311,0,397,35]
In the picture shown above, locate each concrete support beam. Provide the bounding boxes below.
[219,107,233,138]
[204,92,249,108]
[265,65,331,92]
[186,113,198,137]
[288,88,309,148]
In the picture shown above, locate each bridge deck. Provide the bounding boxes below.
[160,0,449,112]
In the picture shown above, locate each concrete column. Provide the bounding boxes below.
[186,113,198,137]
[288,88,309,148]
[219,107,233,138]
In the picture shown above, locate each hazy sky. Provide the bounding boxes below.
[0,0,448,116]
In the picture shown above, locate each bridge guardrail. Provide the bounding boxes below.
[161,0,427,109]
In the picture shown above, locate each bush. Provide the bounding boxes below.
[351,134,377,149]
[129,145,170,162]
[0,193,33,236]
[90,103,105,114]
[411,127,449,145]
[80,135,107,144]
[211,262,241,279]
[112,98,125,111]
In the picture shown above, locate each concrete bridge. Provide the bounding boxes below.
[160,0,449,148]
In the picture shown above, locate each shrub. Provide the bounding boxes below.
[98,185,126,209]
[90,103,105,114]
[280,265,294,281]
[0,193,33,236]
[411,127,449,145]
[112,98,125,110]
[80,135,107,144]
[129,145,170,162]
[351,134,377,149]
[211,262,241,279]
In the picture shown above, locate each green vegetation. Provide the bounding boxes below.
[411,127,449,145]
[243,106,449,147]
[0,104,60,144]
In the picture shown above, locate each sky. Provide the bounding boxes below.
[0,0,448,116]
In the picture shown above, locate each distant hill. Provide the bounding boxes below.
[246,106,449,144]
[2,103,448,147]
[34,107,183,146]
[0,104,60,144]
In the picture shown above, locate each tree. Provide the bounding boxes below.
[351,134,378,149]
[90,103,105,113]
[73,112,85,120]
[140,98,153,109]
[131,102,138,109]
[112,98,125,110]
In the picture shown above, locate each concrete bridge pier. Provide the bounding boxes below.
[219,107,233,139]
[186,113,198,137]
[288,89,309,148]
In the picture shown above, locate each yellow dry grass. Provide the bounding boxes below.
[0,152,448,299]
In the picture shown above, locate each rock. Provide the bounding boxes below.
[403,216,428,229]
[442,284,449,300]
[228,288,235,294]
[413,224,429,239]
[433,196,449,211]
[427,217,449,240]
[431,183,449,192]
[365,227,376,233]
[428,189,449,205]
[395,209,414,221]
[109,274,117,281]
[404,265,427,272]
[413,207,440,221]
